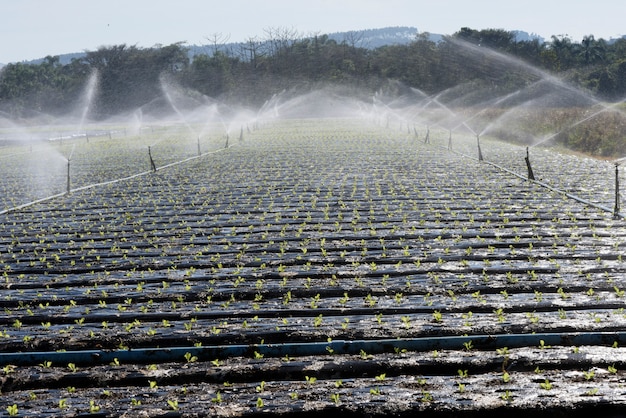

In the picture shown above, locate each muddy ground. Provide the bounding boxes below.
[2,120,626,416]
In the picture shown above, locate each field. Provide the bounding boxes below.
[1,118,626,417]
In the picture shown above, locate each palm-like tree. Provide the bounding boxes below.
[549,35,575,70]
[578,35,605,65]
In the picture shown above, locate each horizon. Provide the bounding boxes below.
[2,0,625,64]
[3,25,622,66]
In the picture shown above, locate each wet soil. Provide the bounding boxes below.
[1,120,626,416]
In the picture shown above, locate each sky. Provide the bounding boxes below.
[2,0,625,64]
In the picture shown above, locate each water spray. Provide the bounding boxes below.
[614,163,621,219]
[476,134,484,161]
[525,147,535,181]
[148,146,157,172]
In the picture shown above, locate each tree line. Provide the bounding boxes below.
[2,27,626,120]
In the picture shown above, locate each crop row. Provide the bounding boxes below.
[2,344,626,416]
[0,123,231,210]
[0,120,623,348]
[1,118,625,416]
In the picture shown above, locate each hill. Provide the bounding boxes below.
[31,26,432,65]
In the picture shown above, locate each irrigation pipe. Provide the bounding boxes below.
[484,159,618,216]
[0,144,235,217]
[437,142,623,219]
[2,331,625,367]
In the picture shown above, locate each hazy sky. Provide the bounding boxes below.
[2,0,625,64]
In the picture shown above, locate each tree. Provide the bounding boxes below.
[82,43,188,118]
[205,32,231,56]
[186,51,235,98]
[454,28,515,51]
[513,39,546,66]
[612,60,626,97]
[0,55,83,117]
[577,35,605,65]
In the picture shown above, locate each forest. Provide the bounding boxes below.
[1,27,626,121]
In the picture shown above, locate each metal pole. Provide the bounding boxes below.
[525,147,535,180]
[148,146,156,172]
[66,160,71,194]
[477,134,483,161]
[614,163,620,218]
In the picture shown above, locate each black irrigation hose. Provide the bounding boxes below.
[439,141,622,219]
[1,331,625,367]
[486,160,618,217]
[0,144,234,216]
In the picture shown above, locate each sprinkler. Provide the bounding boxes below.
[66,144,75,194]
[66,159,71,194]
[614,163,621,218]
[225,134,229,149]
[239,126,244,142]
[424,127,430,144]
[448,130,452,150]
[525,147,535,180]
[197,136,201,156]
[476,134,483,161]
[148,146,156,172]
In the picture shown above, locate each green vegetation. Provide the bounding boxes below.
[2,28,625,118]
